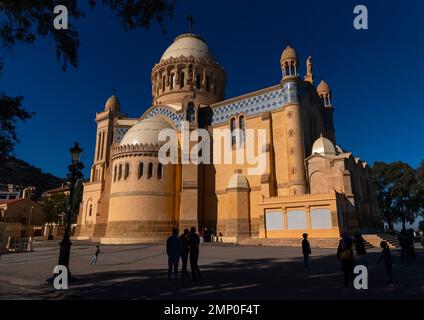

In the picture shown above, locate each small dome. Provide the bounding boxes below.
[105,95,121,112]
[317,80,330,94]
[312,135,337,156]
[120,117,174,147]
[281,45,298,61]
[227,173,249,190]
[161,34,216,62]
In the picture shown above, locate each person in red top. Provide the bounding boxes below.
[179,229,190,281]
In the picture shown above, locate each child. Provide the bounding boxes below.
[378,241,394,286]
[91,245,101,266]
[302,233,312,270]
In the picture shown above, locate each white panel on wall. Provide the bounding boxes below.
[311,208,333,229]
[265,210,284,231]
[287,210,307,230]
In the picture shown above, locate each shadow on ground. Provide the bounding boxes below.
[44,250,424,300]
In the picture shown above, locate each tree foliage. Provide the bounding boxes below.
[372,161,424,231]
[0,94,34,160]
[40,192,68,224]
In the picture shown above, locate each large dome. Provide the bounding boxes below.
[120,117,174,147]
[161,33,216,62]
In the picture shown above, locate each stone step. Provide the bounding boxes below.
[363,234,400,249]
[238,238,340,249]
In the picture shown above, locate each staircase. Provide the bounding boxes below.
[238,238,340,249]
[362,234,400,249]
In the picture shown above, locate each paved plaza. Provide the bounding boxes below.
[0,241,423,300]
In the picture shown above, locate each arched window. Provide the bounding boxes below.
[230,118,236,146]
[113,165,117,182]
[170,73,175,90]
[96,133,101,160]
[180,72,185,88]
[186,103,195,123]
[118,164,122,181]
[148,163,153,179]
[162,75,166,93]
[206,76,210,92]
[124,163,130,180]
[138,162,144,179]
[239,115,246,143]
[89,204,92,217]
[285,63,290,77]
[158,163,163,180]
[196,74,201,89]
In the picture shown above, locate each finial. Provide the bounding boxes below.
[187,14,195,33]
[285,38,290,47]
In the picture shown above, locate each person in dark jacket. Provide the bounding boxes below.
[407,229,416,261]
[302,233,312,270]
[398,230,410,263]
[354,232,367,265]
[166,228,181,282]
[337,231,354,287]
[179,229,190,281]
[378,241,394,286]
[90,245,102,266]
[188,227,202,283]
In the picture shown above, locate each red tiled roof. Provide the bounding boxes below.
[0,199,24,205]
[44,186,70,194]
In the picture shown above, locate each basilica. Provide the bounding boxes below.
[74,31,382,244]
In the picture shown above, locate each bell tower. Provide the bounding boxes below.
[281,45,307,195]
[91,95,122,184]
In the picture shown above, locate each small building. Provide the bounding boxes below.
[0,188,44,241]
[0,184,22,200]
[42,184,70,198]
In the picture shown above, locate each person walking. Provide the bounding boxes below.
[189,227,202,283]
[179,229,190,281]
[378,241,394,286]
[90,245,102,266]
[302,233,312,271]
[166,228,181,283]
[337,231,354,288]
[354,232,367,265]
[407,229,416,262]
[398,230,410,264]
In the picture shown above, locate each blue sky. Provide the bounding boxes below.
[1,0,423,178]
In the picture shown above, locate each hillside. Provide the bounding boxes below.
[0,156,64,198]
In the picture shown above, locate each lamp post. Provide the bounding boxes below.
[56,142,84,278]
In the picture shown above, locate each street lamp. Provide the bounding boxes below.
[70,142,83,163]
[55,142,84,280]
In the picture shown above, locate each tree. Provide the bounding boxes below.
[0,0,175,158]
[0,94,34,160]
[40,192,68,224]
[372,161,422,231]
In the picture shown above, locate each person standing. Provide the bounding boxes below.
[166,228,181,283]
[179,229,190,281]
[407,229,416,262]
[337,231,354,288]
[354,232,367,265]
[90,245,102,266]
[378,241,394,286]
[189,227,202,283]
[398,230,410,264]
[302,233,312,271]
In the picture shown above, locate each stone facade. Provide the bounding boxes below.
[74,32,382,244]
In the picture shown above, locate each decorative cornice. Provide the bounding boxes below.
[112,144,162,159]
